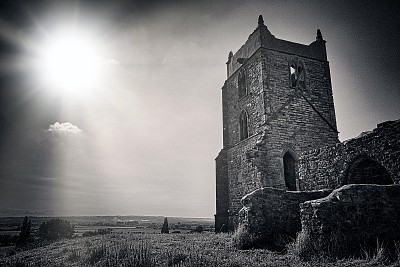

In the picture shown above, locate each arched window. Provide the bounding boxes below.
[289,59,305,89]
[344,156,393,185]
[238,68,247,99]
[239,111,249,141]
[283,152,297,191]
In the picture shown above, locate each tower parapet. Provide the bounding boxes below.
[226,16,328,78]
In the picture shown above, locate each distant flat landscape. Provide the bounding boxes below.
[0,215,214,236]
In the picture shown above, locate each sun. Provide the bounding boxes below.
[37,29,105,97]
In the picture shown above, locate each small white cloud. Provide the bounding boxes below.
[48,122,82,134]
[101,57,120,66]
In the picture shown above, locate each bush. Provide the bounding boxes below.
[39,219,74,241]
[194,225,204,233]
[161,217,169,234]
[16,216,31,248]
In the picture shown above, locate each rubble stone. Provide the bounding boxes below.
[236,187,331,250]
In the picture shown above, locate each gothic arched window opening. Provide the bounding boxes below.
[238,68,247,99]
[289,59,306,89]
[239,111,249,141]
[344,156,393,185]
[283,152,297,191]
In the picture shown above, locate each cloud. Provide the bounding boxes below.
[100,57,120,66]
[48,122,82,134]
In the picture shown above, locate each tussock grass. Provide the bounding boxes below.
[231,225,258,250]
[1,232,400,267]
[361,240,387,264]
[289,230,400,266]
[288,229,357,261]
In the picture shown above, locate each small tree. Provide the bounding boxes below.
[161,217,169,234]
[194,225,204,233]
[16,216,31,247]
[39,218,74,241]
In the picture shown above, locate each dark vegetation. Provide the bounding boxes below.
[193,225,204,233]
[3,216,398,266]
[2,231,400,267]
[16,216,31,248]
[0,216,213,257]
[0,217,75,254]
[38,218,74,241]
[161,217,169,234]
[232,225,400,265]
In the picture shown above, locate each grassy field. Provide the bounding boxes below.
[0,232,398,267]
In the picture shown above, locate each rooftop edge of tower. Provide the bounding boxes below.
[226,15,327,78]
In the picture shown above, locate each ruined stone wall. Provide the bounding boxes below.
[299,120,400,190]
[237,187,331,249]
[300,184,400,258]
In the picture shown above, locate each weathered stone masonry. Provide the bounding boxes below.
[216,15,400,258]
[299,119,400,190]
[236,120,400,252]
[215,16,339,232]
[238,187,332,249]
[300,184,400,258]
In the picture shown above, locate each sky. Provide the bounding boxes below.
[0,0,399,218]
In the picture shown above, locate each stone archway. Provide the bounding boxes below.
[345,156,393,185]
[283,152,297,191]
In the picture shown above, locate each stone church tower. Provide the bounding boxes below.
[215,16,340,232]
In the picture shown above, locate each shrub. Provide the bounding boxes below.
[194,225,204,233]
[39,218,74,241]
[161,217,169,234]
[16,216,31,248]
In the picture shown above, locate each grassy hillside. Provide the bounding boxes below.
[1,232,398,267]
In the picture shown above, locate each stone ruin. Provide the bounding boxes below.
[237,187,331,250]
[236,119,400,257]
[300,184,400,259]
[215,15,400,258]
[299,120,400,190]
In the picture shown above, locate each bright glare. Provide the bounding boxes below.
[37,29,105,97]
